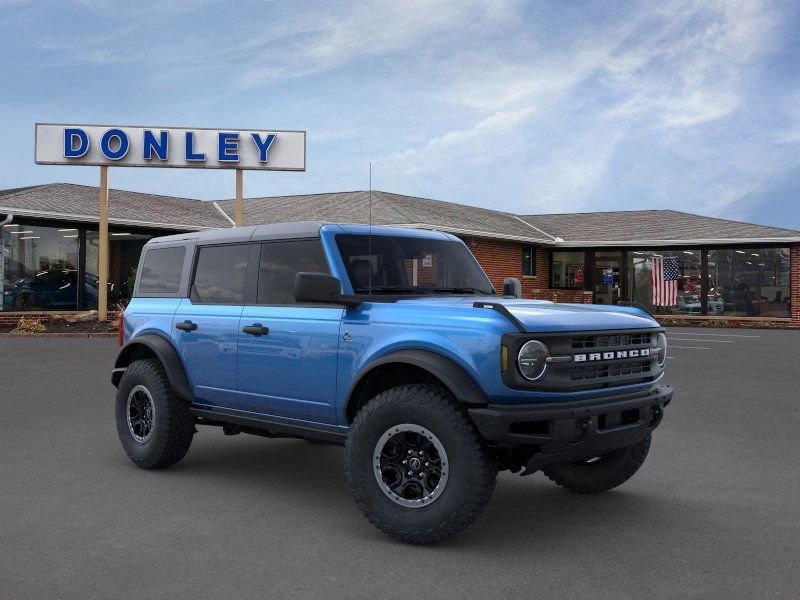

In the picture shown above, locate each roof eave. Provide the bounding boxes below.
[552,237,800,247]
[388,223,551,244]
[0,206,214,231]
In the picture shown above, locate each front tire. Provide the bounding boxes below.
[542,434,652,494]
[115,358,194,469]
[345,383,496,544]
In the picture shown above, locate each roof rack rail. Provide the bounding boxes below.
[472,301,526,333]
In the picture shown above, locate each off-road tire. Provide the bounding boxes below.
[345,383,497,544]
[115,358,194,469]
[542,434,652,494]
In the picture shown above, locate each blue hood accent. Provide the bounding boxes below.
[394,296,658,332]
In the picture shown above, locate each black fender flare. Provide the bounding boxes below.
[111,333,192,402]
[346,349,489,415]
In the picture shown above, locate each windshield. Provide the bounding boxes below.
[335,234,495,295]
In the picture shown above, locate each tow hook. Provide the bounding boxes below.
[574,417,590,442]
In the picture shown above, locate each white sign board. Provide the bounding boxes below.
[34,123,306,171]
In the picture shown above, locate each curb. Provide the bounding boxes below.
[0,332,117,338]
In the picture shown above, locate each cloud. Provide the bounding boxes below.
[238,0,520,88]
[378,106,536,175]
[1,0,798,228]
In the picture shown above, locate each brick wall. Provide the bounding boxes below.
[462,236,592,304]
[0,311,119,326]
[464,237,800,324]
[792,244,800,324]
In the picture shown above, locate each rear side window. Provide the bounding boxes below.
[258,240,329,304]
[138,246,185,295]
[192,244,250,304]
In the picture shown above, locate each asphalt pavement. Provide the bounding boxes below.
[1,327,799,599]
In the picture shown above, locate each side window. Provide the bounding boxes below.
[258,240,330,305]
[138,246,185,295]
[192,244,250,304]
[522,245,536,276]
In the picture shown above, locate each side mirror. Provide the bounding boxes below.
[294,272,361,306]
[503,277,522,298]
[295,272,341,303]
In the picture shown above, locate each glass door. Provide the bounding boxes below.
[593,251,622,305]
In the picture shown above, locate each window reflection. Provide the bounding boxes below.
[84,229,152,308]
[707,248,790,318]
[551,251,585,289]
[1,224,80,310]
[627,250,702,314]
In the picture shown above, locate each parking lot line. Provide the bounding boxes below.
[666,332,760,338]
[668,345,711,350]
[668,337,733,343]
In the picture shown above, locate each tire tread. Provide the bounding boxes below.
[345,383,496,544]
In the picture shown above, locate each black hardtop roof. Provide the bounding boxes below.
[146,221,330,246]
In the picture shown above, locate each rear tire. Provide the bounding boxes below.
[345,383,496,544]
[542,434,652,494]
[115,358,194,469]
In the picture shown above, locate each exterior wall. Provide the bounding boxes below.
[463,237,800,328]
[462,236,592,304]
[792,244,800,324]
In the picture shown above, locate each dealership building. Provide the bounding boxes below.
[1,182,798,328]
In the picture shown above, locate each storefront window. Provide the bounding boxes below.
[85,229,152,308]
[627,249,702,314]
[551,251,585,289]
[1,223,80,310]
[707,248,790,318]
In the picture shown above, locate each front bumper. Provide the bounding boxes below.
[468,384,673,474]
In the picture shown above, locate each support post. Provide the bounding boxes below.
[98,166,109,321]
[235,168,244,227]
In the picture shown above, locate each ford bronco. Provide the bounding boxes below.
[112,222,672,544]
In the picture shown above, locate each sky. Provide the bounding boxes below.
[1,0,799,229]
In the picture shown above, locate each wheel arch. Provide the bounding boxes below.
[112,333,192,402]
[344,349,488,423]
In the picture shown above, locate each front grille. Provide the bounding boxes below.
[570,359,652,382]
[503,328,664,392]
[571,332,652,350]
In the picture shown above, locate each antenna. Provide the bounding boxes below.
[368,162,373,295]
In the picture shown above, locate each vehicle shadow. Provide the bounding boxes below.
[157,431,703,551]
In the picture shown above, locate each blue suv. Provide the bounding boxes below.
[113,222,672,544]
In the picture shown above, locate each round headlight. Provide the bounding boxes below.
[655,332,668,367]
[517,340,550,381]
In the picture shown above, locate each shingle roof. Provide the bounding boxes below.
[2,183,798,244]
[520,209,800,245]
[216,190,552,243]
[0,183,227,230]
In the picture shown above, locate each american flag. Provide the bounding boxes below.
[651,256,679,306]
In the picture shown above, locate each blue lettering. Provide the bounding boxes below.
[251,132,276,162]
[185,131,205,161]
[100,128,129,160]
[64,128,89,158]
[143,130,168,160]
[218,132,239,162]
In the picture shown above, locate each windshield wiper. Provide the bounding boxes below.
[354,286,418,294]
[431,287,493,295]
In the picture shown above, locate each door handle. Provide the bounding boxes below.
[175,320,198,332]
[242,324,269,336]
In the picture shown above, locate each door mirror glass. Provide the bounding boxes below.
[294,272,343,304]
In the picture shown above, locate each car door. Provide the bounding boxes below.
[172,243,254,410]
[237,239,343,425]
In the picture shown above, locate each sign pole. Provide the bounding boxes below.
[235,168,244,227]
[98,166,109,321]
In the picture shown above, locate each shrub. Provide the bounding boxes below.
[11,316,46,334]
